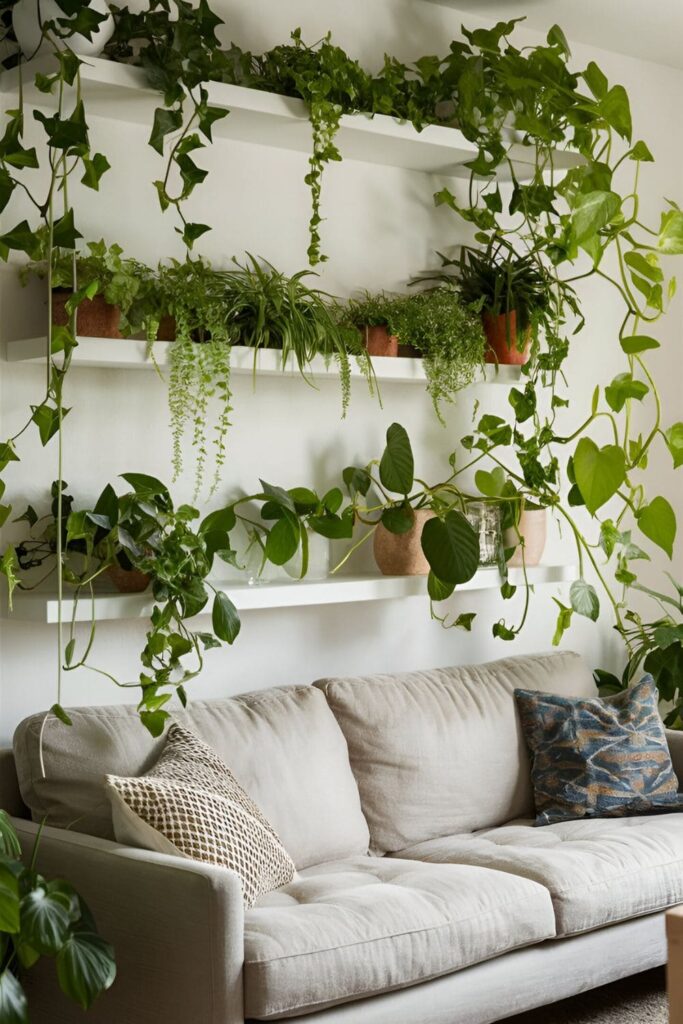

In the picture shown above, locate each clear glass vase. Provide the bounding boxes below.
[284,528,331,581]
[465,501,503,567]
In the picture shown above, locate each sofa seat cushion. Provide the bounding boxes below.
[243,856,556,1019]
[393,814,683,937]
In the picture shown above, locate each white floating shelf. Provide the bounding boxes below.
[0,56,477,174]
[4,337,522,385]
[0,56,582,179]
[6,566,575,624]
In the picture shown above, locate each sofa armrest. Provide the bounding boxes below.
[13,819,245,1024]
[667,730,683,790]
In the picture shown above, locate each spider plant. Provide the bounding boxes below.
[223,254,375,410]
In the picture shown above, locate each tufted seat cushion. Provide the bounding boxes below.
[243,856,556,1019]
[394,814,683,937]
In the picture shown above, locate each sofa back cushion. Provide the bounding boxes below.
[13,685,369,869]
[314,652,596,855]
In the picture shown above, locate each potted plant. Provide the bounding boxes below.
[21,237,148,339]
[0,811,116,1018]
[222,255,373,411]
[157,257,233,495]
[342,292,402,357]
[228,480,354,582]
[388,289,486,418]
[429,243,552,366]
[504,500,548,567]
[10,473,242,735]
[340,423,482,589]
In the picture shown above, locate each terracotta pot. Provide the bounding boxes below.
[504,508,547,567]
[156,315,177,342]
[52,289,122,339]
[361,325,399,358]
[373,509,435,576]
[105,565,151,593]
[482,311,530,366]
[397,343,420,358]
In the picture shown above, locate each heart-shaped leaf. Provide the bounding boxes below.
[605,373,648,413]
[56,932,116,1010]
[570,579,600,621]
[0,969,27,1024]
[665,423,683,469]
[20,887,72,954]
[573,438,626,515]
[636,497,677,558]
[421,511,479,585]
[212,592,241,645]
[379,423,414,495]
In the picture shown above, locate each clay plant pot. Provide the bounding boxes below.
[504,508,547,568]
[373,509,435,576]
[361,324,399,358]
[52,289,122,339]
[482,310,530,366]
[105,565,151,594]
[156,315,177,342]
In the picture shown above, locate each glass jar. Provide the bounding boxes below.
[465,501,502,567]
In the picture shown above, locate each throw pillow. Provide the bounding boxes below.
[515,675,683,826]
[106,723,296,906]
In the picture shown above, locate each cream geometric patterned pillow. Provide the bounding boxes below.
[105,724,296,907]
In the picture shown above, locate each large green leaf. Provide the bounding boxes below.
[421,511,479,585]
[665,423,683,469]
[600,85,632,141]
[636,497,676,558]
[0,863,20,932]
[570,579,600,621]
[379,423,414,495]
[56,932,116,1010]
[211,592,241,644]
[20,886,72,954]
[0,970,27,1024]
[658,206,683,254]
[0,810,20,858]
[604,373,648,413]
[264,516,299,565]
[573,438,626,515]
[620,334,659,354]
[571,190,620,245]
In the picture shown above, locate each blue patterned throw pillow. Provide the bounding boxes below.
[515,675,683,826]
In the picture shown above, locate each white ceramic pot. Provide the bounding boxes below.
[13,0,114,59]
[504,508,547,568]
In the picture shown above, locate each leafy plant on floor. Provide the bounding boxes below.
[0,811,116,1022]
[11,473,242,736]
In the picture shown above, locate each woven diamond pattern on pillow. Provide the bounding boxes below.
[106,724,295,907]
[515,674,683,827]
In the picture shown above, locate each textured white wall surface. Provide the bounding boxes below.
[0,0,681,742]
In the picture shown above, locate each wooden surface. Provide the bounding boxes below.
[667,908,683,1024]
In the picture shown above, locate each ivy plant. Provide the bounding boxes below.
[11,474,241,736]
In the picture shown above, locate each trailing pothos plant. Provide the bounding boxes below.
[424,20,683,693]
[10,473,242,737]
[0,811,116,1022]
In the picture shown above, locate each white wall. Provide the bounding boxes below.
[0,0,681,742]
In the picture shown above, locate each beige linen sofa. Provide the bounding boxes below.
[3,650,683,1024]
